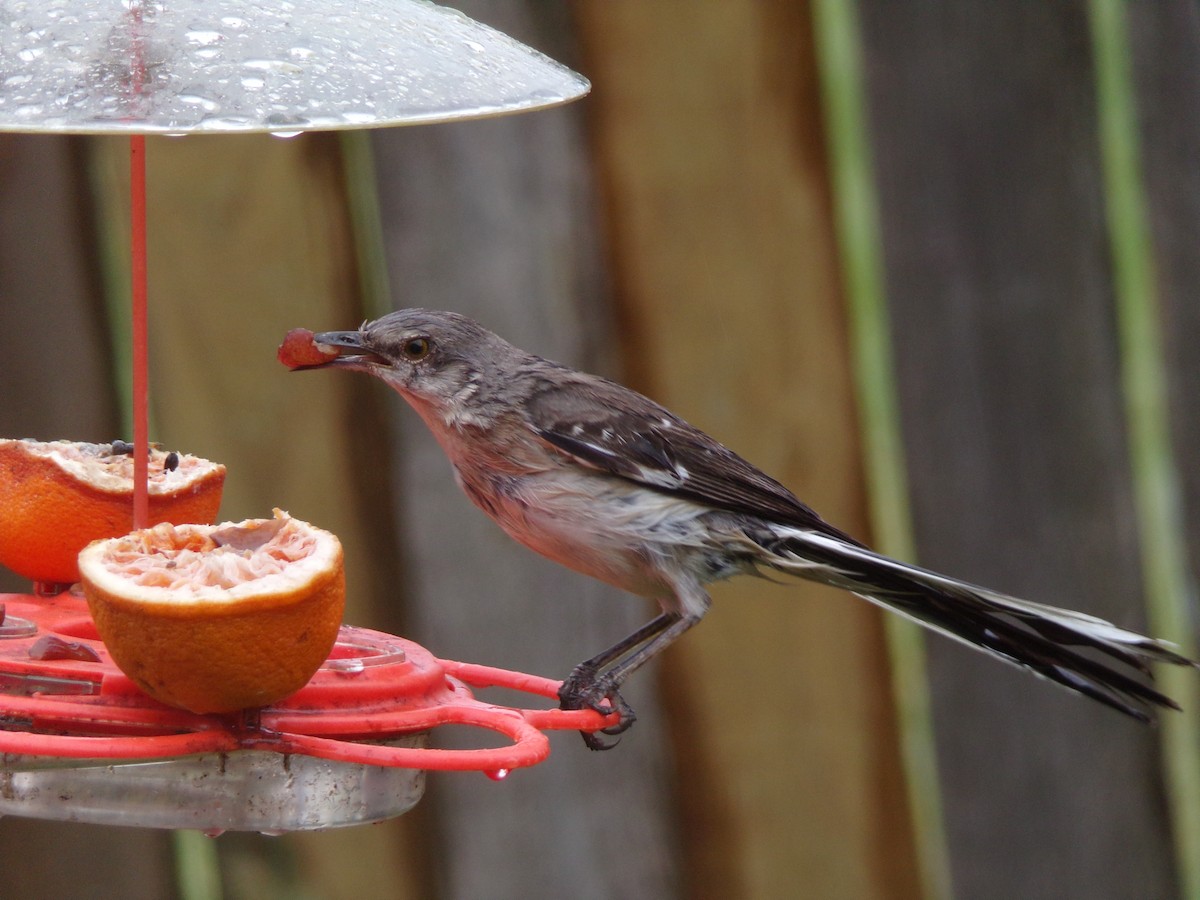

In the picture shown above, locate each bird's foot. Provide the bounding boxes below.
[558,664,637,751]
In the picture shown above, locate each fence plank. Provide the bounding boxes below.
[367,4,682,898]
[1090,1,1200,892]
[860,3,1179,896]
[576,3,921,898]
[1128,0,1200,626]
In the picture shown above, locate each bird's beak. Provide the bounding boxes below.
[309,330,389,370]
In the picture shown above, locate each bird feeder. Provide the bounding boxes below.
[0,0,606,832]
[0,591,608,830]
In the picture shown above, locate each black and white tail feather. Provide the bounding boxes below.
[753,526,1191,722]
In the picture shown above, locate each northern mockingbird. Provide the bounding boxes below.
[287,308,1195,749]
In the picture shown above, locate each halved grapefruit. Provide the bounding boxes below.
[0,439,225,584]
[78,510,345,714]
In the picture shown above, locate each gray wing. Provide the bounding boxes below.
[522,369,865,547]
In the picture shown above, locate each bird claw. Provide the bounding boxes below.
[558,665,637,751]
[580,729,621,751]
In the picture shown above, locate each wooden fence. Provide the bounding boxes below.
[1,2,1196,897]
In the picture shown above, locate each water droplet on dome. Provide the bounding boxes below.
[178,94,219,112]
[185,30,222,46]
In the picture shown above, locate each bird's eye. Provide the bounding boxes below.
[402,337,431,361]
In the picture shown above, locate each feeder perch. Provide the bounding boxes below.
[0,0,600,832]
[0,591,613,831]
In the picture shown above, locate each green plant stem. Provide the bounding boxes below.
[810,2,952,898]
[1088,2,1200,896]
[339,131,393,320]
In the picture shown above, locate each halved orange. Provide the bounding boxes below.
[78,510,345,714]
[0,439,225,584]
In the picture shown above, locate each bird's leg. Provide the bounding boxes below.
[558,616,672,748]
[559,611,703,750]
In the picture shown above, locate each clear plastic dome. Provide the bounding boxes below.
[0,0,590,134]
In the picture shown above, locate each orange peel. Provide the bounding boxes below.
[79,510,345,714]
[0,438,225,584]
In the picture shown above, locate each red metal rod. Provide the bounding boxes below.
[130,135,149,529]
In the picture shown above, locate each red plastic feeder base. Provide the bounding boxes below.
[0,592,614,832]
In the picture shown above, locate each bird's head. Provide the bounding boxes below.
[309,309,521,426]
